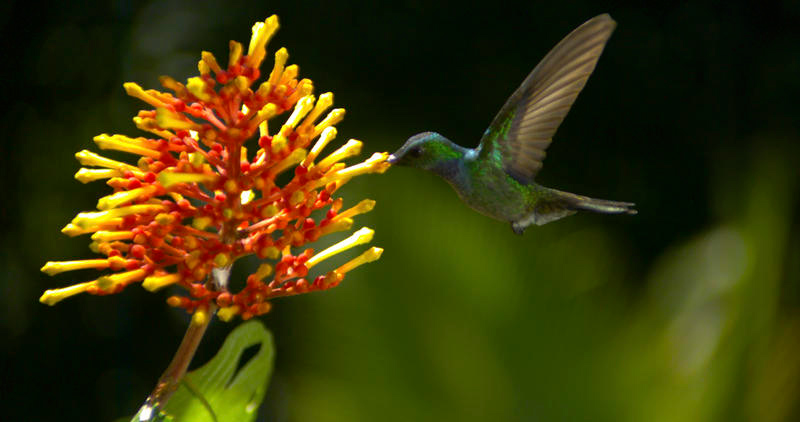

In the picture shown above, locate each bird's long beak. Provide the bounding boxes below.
[386,154,399,165]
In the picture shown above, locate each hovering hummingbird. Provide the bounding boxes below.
[388,14,636,234]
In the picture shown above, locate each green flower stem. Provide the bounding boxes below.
[147,303,218,409]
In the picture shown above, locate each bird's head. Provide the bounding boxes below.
[387,132,461,171]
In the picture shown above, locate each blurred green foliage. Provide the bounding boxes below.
[2,1,799,421]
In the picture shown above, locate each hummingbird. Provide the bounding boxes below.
[387,14,636,235]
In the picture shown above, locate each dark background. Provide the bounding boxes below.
[2,1,800,421]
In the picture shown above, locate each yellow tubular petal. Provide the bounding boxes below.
[281,65,299,83]
[299,92,333,131]
[229,40,243,67]
[313,108,345,138]
[317,217,353,237]
[337,247,383,274]
[306,227,374,269]
[71,205,166,229]
[97,185,158,210]
[316,139,362,169]
[123,82,168,108]
[156,108,202,130]
[268,48,289,86]
[39,281,95,306]
[284,95,315,129]
[337,199,376,220]
[133,116,175,139]
[270,148,306,175]
[157,172,220,188]
[241,189,255,204]
[254,263,273,281]
[91,231,134,242]
[142,273,182,292]
[201,51,223,74]
[75,168,122,183]
[329,152,391,180]
[41,259,112,276]
[217,306,240,322]
[96,269,147,291]
[304,126,337,166]
[159,75,187,96]
[186,77,213,102]
[192,308,210,326]
[247,15,280,69]
[93,134,161,158]
[251,103,277,130]
[74,150,143,175]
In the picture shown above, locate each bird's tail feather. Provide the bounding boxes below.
[551,189,637,215]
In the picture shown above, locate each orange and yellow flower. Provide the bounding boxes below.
[40,15,389,321]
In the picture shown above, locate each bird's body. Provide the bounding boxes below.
[388,14,636,234]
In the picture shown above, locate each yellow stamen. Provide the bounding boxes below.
[123,82,169,109]
[91,231,134,242]
[74,150,143,175]
[75,168,122,184]
[247,15,280,69]
[156,107,202,130]
[228,40,243,67]
[96,185,158,210]
[268,48,289,86]
[157,171,220,188]
[316,139,362,169]
[217,306,240,322]
[313,108,345,138]
[318,217,353,237]
[336,247,383,274]
[306,227,374,269]
[93,134,161,158]
[142,273,182,292]
[40,281,95,306]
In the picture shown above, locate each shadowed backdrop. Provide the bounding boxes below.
[1,1,799,421]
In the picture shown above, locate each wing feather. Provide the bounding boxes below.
[478,14,616,184]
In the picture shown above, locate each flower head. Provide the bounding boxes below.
[40,15,390,321]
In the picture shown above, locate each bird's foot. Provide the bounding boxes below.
[510,221,525,235]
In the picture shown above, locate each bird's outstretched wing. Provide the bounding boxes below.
[478,14,616,184]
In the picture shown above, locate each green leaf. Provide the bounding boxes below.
[162,320,275,422]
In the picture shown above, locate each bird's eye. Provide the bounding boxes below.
[409,146,423,157]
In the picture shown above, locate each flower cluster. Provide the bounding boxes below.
[40,15,390,321]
